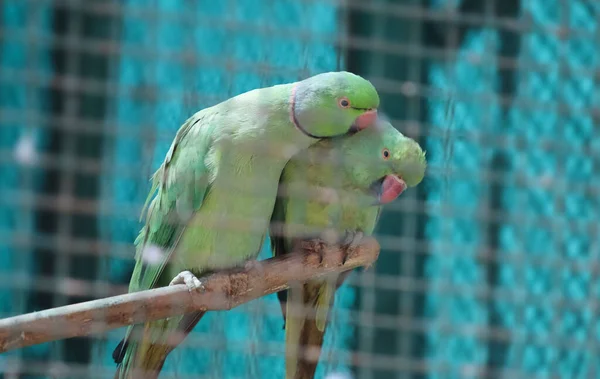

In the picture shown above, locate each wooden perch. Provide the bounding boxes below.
[0,237,379,353]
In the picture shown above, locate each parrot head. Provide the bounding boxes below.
[292,71,380,139]
[334,117,427,205]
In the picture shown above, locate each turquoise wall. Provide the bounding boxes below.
[0,0,597,378]
[423,0,599,377]
[0,0,53,371]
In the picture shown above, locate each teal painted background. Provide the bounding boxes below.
[422,0,599,377]
[0,0,598,378]
[0,0,53,373]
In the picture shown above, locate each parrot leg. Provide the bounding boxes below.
[300,237,328,265]
[339,230,364,264]
[169,270,206,292]
[299,228,359,267]
[313,228,364,266]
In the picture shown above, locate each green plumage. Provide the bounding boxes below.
[113,71,380,379]
[270,119,427,379]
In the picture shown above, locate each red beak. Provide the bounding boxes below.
[353,109,378,130]
[380,175,407,204]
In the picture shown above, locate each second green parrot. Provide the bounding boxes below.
[270,118,427,379]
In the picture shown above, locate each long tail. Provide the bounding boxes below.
[113,311,205,379]
[285,270,352,379]
[285,284,323,379]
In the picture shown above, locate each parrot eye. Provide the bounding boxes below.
[338,97,351,109]
[382,148,390,160]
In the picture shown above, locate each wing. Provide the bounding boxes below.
[269,143,336,262]
[129,112,213,293]
[269,165,336,327]
[114,112,214,367]
[270,150,341,328]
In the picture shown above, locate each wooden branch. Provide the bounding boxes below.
[0,237,379,353]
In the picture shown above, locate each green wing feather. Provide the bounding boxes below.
[131,113,211,292]
[115,112,213,378]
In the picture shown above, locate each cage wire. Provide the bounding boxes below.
[0,0,599,378]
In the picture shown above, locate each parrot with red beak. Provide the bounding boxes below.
[270,118,426,379]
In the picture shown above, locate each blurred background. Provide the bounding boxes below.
[0,0,598,378]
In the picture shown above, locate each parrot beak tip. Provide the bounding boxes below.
[351,109,378,132]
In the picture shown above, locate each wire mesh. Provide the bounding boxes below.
[0,0,599,378]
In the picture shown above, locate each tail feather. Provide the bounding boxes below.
[285,271,352,379]
[113,311,205,379]
[285,284,305,379]
[315,277,336,332]
[285,281,328,379]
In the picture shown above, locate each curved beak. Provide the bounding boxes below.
[349,109,378,133]
[379,175,407,204]
[370,174,407,205]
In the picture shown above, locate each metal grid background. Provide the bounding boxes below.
[1,0,599,378]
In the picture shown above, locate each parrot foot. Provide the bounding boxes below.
[340,230,364,264]
[310,228,342,266]
[301,238,328,265]
[170,270,206,293]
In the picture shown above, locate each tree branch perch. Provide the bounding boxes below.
[0,237,380,353]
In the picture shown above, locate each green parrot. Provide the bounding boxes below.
[111,71,380,379]
[269,118,426,379]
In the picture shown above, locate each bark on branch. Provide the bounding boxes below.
[0,237,380,353]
